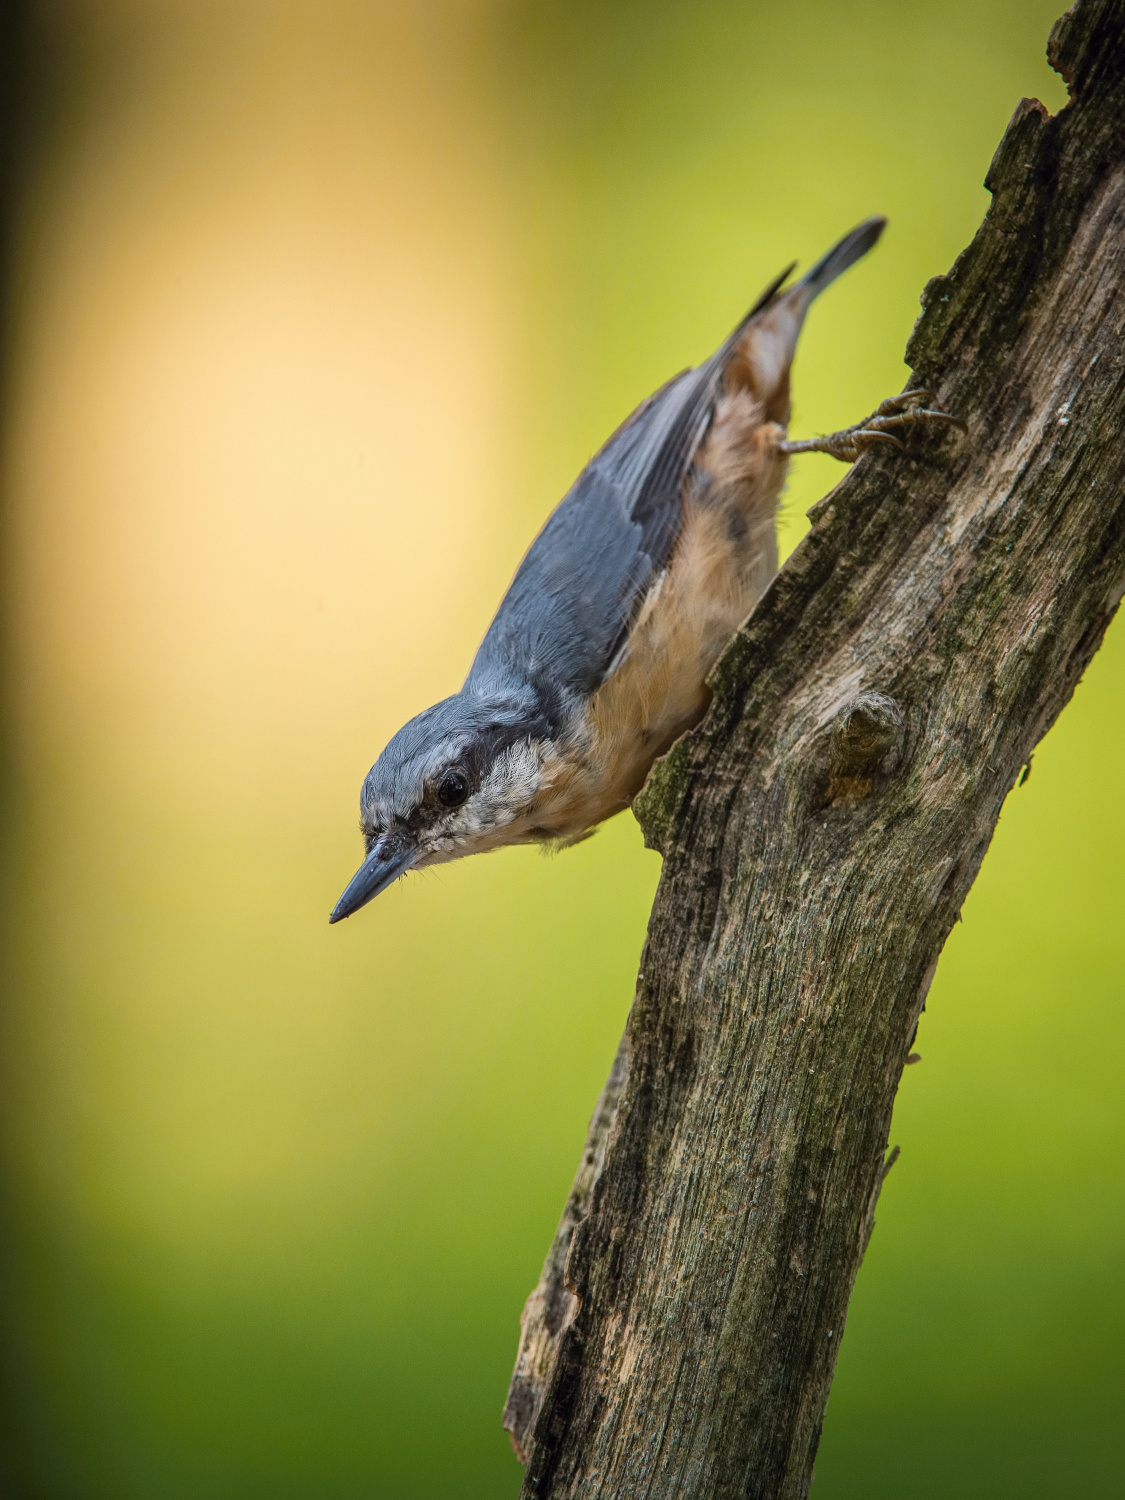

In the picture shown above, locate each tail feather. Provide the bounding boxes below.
[797,215,886,300]
[719,215,886,421]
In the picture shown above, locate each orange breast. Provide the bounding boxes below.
[528,386,788,844]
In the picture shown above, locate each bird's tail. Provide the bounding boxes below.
[717,216,887,421]
[796,216,886,301]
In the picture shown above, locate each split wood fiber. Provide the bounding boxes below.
[504,3,1125,1495]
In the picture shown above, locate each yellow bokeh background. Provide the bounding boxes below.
[0,2,1120,1496]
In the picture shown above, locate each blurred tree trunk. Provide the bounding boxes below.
[0,0,28,360]
[504,1,1125,1495]
[0,0,33,817]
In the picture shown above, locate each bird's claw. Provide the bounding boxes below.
[818,428,903,463]
[779,389,966,464]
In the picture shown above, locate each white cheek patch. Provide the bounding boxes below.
[424,741,544,859]
[472,741,544,830]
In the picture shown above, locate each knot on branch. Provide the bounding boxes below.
[812,691,904,810]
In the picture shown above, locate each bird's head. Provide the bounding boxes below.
[329,691,551,922]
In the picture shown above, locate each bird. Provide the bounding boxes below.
[330,216,961,923]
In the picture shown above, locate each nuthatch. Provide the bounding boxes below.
[330,217,961,922]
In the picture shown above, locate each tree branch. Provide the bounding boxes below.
[504,1,1125,1493]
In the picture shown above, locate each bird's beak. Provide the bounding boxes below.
[329,837,417,923]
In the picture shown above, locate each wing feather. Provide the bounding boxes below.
[465,221,884,730]
[465,266,798,721]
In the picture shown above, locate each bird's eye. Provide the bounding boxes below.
[436,770,469,808]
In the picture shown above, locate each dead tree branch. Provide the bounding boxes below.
[504,2,1125,1495]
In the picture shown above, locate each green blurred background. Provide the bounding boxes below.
[0,0,1119,1495]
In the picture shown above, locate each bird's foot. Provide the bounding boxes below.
[778,390,966,464]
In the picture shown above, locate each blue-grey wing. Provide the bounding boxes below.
[465,266,795,723]
[464,368,700,711]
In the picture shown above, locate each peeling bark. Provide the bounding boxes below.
[504,2,1125,1495]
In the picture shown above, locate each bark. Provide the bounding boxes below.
[502,1,1125,1495]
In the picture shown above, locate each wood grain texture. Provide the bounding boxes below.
[504,2,1125,1494]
